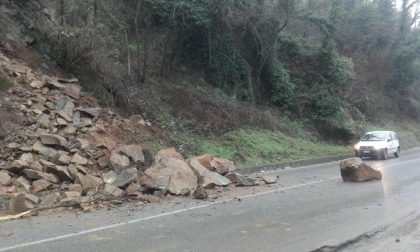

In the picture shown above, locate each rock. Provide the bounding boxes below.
[58,77,79,83]
[14,176,31,192]
[69,184,83,193]
[155,148,184,160]
[225,173,259,187]
[103,170,118,184]
[40,192,60,208]
[61,191,81,205]
[9,193,35,213]
[29,79,45,89]
[32,141,59,161]
[7,142,19,149]
[53,118,68,126]
[192,187,208,200]
[76,173,103,194]
[45,165,73,181]
[125,183,141,196]
[71,153,88,165]
[57,153,71,165]
[23,169,59,184]
[195,155,236,174]
[63,84,81,99]
[109,151,130,173]
[56,110,73,122]
[76,107,102,118]
[257,175,278,184]
[43,76,65,89]
[63,125,77,135]
[40,134,68,147]
[115,145,145,165]
[340,157,382,182]
[104,184,123,197]
[140,149,197,195]
[19,153,34,164]
[2,160,29,173]
[37,114,51,128]
[188,158,231,189]
[32,179,52,193]
[114,168,138,189]
[0,171,11,186]
[25,193,39,205]
[29,161,43,171]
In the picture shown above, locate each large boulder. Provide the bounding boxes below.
[195,155,235,174]
[109,145,145,173]
[140,149,197,195]
[340,157,382,182]
[188,158,231,189]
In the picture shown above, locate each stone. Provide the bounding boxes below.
[41,192,60,208]
[257,175,278,184]
[340,157,382,182]
[19,153,34,164]
[32,179,52,193]
[30,161,43,171]
[104,184,123,197]
[140,149,197,195]
[63,125,77,135]
[53,118,68,126]
[114,145,145,165]
[76,107,102,118]
[9,193,34,213]
[58,77,79,83]
[43,76,65,89]
[0,171,11,186]
[14,176,31,192]
[40,134,68,147]
[45,165,73,181]
[76,173,103,194]
[63,84,81,99]
[225,173,259,187]
[61,191,81,205]
[37,114,51,128]
[25,193,39,204]
[192,187,208,200]
[2,160,29,173]
[71,153,88,165]
[7,142,19,149]
[56,110,73,122]
[109,151,130,173]
[125,183,141,196]
[29,79,45,89]
[103,170,118,184]
[114,168,138,189]
[188,158,231,189]
[196,155,236,174]
[23,169,59,184]
[57,153,71,165]
[77,138,90,150]
[32,141,59,161]
[69,184,83,193]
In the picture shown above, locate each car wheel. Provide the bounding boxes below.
[355,151,360,158]
[394,147,400,158]
[382,149,388,160]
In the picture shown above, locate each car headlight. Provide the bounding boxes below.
[354,143,360,150]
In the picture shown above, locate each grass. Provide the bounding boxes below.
[177,128,352,167]
[0,75,12,91]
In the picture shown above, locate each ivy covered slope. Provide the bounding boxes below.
[2,0,420,166]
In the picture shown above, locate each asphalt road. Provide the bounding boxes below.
[1,149,420,252]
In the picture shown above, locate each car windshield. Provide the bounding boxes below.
[361,132,386,141]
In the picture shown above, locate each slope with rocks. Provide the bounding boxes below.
[0,52,277,217]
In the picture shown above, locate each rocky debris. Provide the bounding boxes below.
[140,149,198,195]
[0,52,279,216]
[257,175,279,184]
[195,155,236,174]
[188,157,231,189]
[340,157,382,182]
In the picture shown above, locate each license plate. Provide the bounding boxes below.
[363,150,370,154]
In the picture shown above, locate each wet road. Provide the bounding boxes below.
[1,149,420,252]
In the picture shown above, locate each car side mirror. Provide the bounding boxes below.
[387,139,391,142]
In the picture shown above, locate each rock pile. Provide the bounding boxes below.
[340,157,382,182]
[0,53,278,215]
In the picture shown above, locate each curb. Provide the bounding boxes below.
[239,153,354,174]
[238,146,420,175]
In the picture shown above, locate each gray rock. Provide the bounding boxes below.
[188,158,231,189]
[32,141,59,161]
[76,107,102,118]
[39,134,68,147]
[114,168,138,188]
[23,169,59,184]
[32,179,52,193]
[0,171,11,186]
[71,153,88,165]
[103,170,118,184]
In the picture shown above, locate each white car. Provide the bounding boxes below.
[354,131,400,160]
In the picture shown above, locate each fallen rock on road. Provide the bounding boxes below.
[340,157,382,182]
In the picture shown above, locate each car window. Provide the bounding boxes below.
[361,133,386,141]
[387,133,392,141]
[393,132,397,140]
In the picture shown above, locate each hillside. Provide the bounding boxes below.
[1,0,420,166]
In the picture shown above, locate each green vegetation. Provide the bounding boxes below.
[177,128,351,167]
[0,75,12,91]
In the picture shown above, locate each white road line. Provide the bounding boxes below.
[0,177,340,252]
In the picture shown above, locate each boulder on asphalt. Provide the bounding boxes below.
[40,192,60,208]
[114,168,138,189]
[188,158,231,189]
[257,175,279,184]
[340,157,382,182]
[195,155,236,174]
[225,173,260,187]
[140,149,197,195]
[192,187,208,200]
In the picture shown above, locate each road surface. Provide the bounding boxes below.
[1,149,420,252]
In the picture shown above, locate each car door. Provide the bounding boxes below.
[386,132,394,153]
